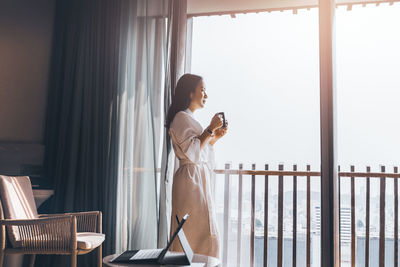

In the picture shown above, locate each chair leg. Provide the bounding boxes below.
[97,245,103,267]
[71,253,77,267]
[0,250,4,267]
[97,245,102,267]
[29,254,35,267]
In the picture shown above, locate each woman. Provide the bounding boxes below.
[166,74,228,258]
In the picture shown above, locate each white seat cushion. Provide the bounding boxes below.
[76,232,105,250]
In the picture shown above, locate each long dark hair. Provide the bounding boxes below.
[166,74,203,129]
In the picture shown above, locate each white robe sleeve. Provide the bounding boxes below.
[169,112,201,164]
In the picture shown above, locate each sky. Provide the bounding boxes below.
[190,4,400,174]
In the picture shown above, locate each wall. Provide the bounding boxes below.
[0,0,55,144]
[0,5,55,265]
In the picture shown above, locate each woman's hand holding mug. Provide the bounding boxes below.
[208,115,228,146]
[214,119,228,139]
[209,113,224,131]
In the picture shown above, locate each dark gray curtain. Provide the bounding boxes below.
[39,0,129,265]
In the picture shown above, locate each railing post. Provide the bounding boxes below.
[292,164,297,267]
[338,165,342,266]
[278,164,284,267]
[251,164,256,267]
[237,163,243,267]
[365,166,370,267]
[223,163,231,267]
[350,165,355,267]
[307,165,311,267]
[395,166,399,267]
[264,164,269,267]
[340,165,342,266]
[380,165,386,267]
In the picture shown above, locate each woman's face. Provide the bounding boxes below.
[190,80,207,109]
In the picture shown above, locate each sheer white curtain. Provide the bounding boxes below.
[158,0,191,248]
[115,0,169,252]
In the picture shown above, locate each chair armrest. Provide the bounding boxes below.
[0,215,72,225]
[0,216,77,252]
[39,211,102,233]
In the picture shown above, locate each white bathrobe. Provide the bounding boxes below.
[169,109,220,258]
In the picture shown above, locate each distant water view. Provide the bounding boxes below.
[215,186,400,266]
[222,234,398,267]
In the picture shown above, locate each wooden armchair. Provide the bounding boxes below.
[0,175,104,267]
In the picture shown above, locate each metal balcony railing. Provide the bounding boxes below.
[214,164,400,267]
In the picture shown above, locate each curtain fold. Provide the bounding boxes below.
[44,0,125,252]
[158,0,190,248]
[115,0,170,252]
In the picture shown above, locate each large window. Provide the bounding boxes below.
[336,4,400,267]
[191,9,321,267]
[189,3,400,266]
